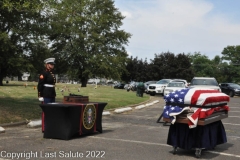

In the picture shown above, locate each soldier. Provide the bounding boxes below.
[37,58,56,103]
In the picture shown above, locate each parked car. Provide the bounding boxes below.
[124,84,130,90]
[147,79,172,96]
[128,81,139,91]
[113,83,125,89]
[189,77,221,92]
[220,83,240,97]
[144,81,157,93]
[163,81,187,96]
[171,79,188,87]
[107,81,115,86]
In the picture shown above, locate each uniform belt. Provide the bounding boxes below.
[44,84,55,87]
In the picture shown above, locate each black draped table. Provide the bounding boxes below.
[167,120,227,150]
[39,102,107,140]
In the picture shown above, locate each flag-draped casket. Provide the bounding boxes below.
[163,88,229,150]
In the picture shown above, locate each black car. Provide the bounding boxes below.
[220,83,240,97]
[113,83,125,89]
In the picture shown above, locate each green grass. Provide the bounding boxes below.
[0,81,149,124]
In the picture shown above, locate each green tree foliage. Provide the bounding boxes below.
[48,0,131,87]
[221,45,240,82]
[189,52,235,83]
[2,1,239,86]
[217,62,231,82]
[148,52,194,81]
[190,53,215,77]
[209,55,235,83]
[2,0,42,12]
[139,59,150,82]
[122,52,193,83]
[174,53,194,82]
[121,56,138,82]
[27,41,53,81]
[121,56,150,82]
[221,45,240,64]
[0,0,50,85]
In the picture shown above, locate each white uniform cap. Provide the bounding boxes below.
[44,58,55,64]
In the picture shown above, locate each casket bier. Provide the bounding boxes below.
[163,109,228,125]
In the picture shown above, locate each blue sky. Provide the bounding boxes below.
[114,0,240,61]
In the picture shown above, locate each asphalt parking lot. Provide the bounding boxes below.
[0,95,240,160]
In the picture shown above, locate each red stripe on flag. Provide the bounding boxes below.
[202,95,229,106]
[190,90,220,105]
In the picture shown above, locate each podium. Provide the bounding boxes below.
[41,95,89,132]
[40,102,107,140]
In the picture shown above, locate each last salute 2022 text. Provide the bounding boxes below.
[0,150,106,159]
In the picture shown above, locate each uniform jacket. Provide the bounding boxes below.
[37,69,56,98]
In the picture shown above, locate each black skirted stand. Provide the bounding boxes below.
[167,120,227,158]
[39,102,107,140]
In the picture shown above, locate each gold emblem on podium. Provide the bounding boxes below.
[83,104,96,129]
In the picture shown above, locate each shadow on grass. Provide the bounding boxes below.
[1,81,37,87]
[0,97,42,124]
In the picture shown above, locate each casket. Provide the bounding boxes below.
[164,88,229,154]
[162,88,230,127]
[163,110,228,125]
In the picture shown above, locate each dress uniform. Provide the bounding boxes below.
[37,58,56,104]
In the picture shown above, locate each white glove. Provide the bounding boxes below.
[38,97,44,102]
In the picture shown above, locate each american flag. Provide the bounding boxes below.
[163,88,230,128]
[163,105,190,124]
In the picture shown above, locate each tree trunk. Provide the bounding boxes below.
[81,77,88,87]
[0,74,4,86]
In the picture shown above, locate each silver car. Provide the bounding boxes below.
[163,81,187,96]
[147,79,172,96]
[189,77,221,92]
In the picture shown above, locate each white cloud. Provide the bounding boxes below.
[121,11,133,19]
[116,0,240,60]
[127,51,132,57]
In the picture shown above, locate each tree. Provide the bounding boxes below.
[210,55,226,83]
[138,58,150,82]
[148,52,169,80]
[174,53,194,82]
[0,0,49,85]
[121,56,149,82]
[189,52,215,77]
[121,56,137,83]
[221,45,240,82]
[27,41,54,81]
[48,0,131,87]
[148,52,193,81]
[221,45,240,64]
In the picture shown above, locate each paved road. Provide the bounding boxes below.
[0,96,240,160]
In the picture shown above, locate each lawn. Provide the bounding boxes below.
[0,81,150,124]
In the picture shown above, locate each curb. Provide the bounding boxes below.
[102,111,111,116]
[0,121,28,127]
[114,107,133,113]
[0,121,28,134]
[27,120,42,128]
[0,126,5,133]
[0,98,161,131]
